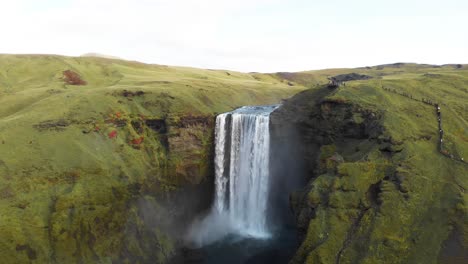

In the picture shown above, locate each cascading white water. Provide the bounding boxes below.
[214,113,229,213]
[186,105,279,246]
[213,105,278,238]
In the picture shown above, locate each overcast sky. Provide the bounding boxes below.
[1,0,467,72]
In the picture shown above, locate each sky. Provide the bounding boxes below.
[1,0,467,72]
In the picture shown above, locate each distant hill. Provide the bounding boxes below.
[80,52,123,60]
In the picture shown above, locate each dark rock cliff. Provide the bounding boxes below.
[270,86,467,264]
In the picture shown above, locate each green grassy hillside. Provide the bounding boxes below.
[272,63,467,264]
[0,54,304,263]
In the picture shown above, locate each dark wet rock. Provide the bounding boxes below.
[329,153,344,164]
[33,119,70,131]
[114,119,127,127]
[121,89,145,97]
[15,244,37,260]
[379,142,403,153]
[177,115,213,128]
[131,120,144,134]
[145,119,167,133]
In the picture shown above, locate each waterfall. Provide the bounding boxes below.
[213,105,278,238]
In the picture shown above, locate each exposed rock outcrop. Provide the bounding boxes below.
[330,73,372,82]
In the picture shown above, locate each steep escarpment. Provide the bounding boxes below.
[1,108,216,264]
[271,84,467,264]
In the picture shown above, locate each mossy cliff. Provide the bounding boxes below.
[271,76,467,263]
[0,55,303,263]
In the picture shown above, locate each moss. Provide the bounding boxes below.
[318,145,337,173]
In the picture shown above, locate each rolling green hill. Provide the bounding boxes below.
[0,54,304,263]
[0,55,466,263]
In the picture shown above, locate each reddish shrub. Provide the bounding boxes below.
[130,136,144,145]
[108,130,117,139]
[63,70,87,85]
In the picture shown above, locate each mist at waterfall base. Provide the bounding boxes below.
[185,105,305,263]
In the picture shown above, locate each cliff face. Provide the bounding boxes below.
[1,109,216,264]
[271,86,467,264]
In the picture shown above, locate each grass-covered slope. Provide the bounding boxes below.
[0,54,304,263]
[1,55,466,263]
[272,63,467,264]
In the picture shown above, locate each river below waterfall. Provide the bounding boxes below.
[200,227,297,264]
